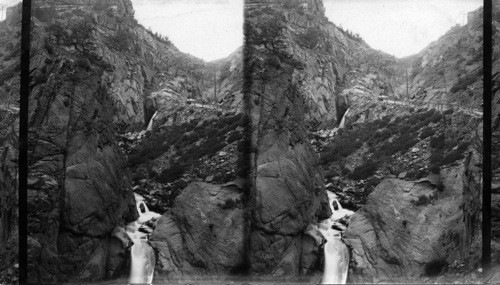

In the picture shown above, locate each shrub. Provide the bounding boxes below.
[408,169,428,180]
[428,112,443,124]
[320,139,362,164]
[218,198,241,210]
[93,2,109,11]
[324,169,337,180]
[297,28,325,49]
[32,5,58,22]
[437,181,445,192]
[46,22,68,45]
[424,259,448,276]
[412,194,434,206]
[227,131,242,144]
[429,149,444,166]
[419,126,435,140]
[69,19,95,51]
[450,72,477,93]
[397,125,411,135]
[430,134,445,149]
[443,109,454,115]
[373,128,392,143]
[378,132,418,157]
[430,164,441,174]
[349,159,378,180]
[441,146,464,165]
[106,29,134,51]
[364,177,381,191]
[156,162,186,183]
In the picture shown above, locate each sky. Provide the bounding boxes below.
[2,0,481,60]
[323,0,482,58]
[132,0,243,62]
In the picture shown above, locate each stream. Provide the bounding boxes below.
[123,191,352,284]
[125,193,161,284]
[319,190,354,284]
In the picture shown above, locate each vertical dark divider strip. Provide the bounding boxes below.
[19,0,31,283]
[483,0,492,271]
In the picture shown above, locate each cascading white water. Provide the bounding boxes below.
[146,111,158,132]
[319,191,354,284]
[338,108,350,129]
[126,193,161,284]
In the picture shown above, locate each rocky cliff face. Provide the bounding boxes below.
[398,7,483,108]
[0,3,20,283]
[26,0,220,282]
[245,0,336,277]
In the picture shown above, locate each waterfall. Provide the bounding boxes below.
[126,193,161,284]
[319,191,354,284]
[338,108,349,129]
[146,111,158,131]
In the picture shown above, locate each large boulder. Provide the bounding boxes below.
[150,181,246,282]
[343,165,480,282]
[250,131,330,275]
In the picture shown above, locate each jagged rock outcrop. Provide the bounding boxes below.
[343,157,481,282]
[150,180,246,281]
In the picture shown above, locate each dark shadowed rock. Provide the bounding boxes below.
[245,0,342,276]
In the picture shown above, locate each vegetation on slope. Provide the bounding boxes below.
[317,106,479,209]
[126,112,248,210]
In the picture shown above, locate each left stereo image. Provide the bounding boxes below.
[22,0,245,284]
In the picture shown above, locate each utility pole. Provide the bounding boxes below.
[405,65,409,103]
[214,66,217,106]
[442,69,447,103]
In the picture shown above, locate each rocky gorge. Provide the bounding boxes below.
[0,0,490,283]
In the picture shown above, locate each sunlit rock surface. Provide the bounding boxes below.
[150,181,245,281]
[343,165,481,282]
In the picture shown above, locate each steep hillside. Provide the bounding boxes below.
[204,47,244,111]
[398,7,483,108]
[316,103,481,209]
[0,3,21,283]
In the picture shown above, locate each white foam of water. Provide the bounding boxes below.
[127,193,161,284]
[339,108,350,129]
[319,191,354,284]
[146,111,158,131]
